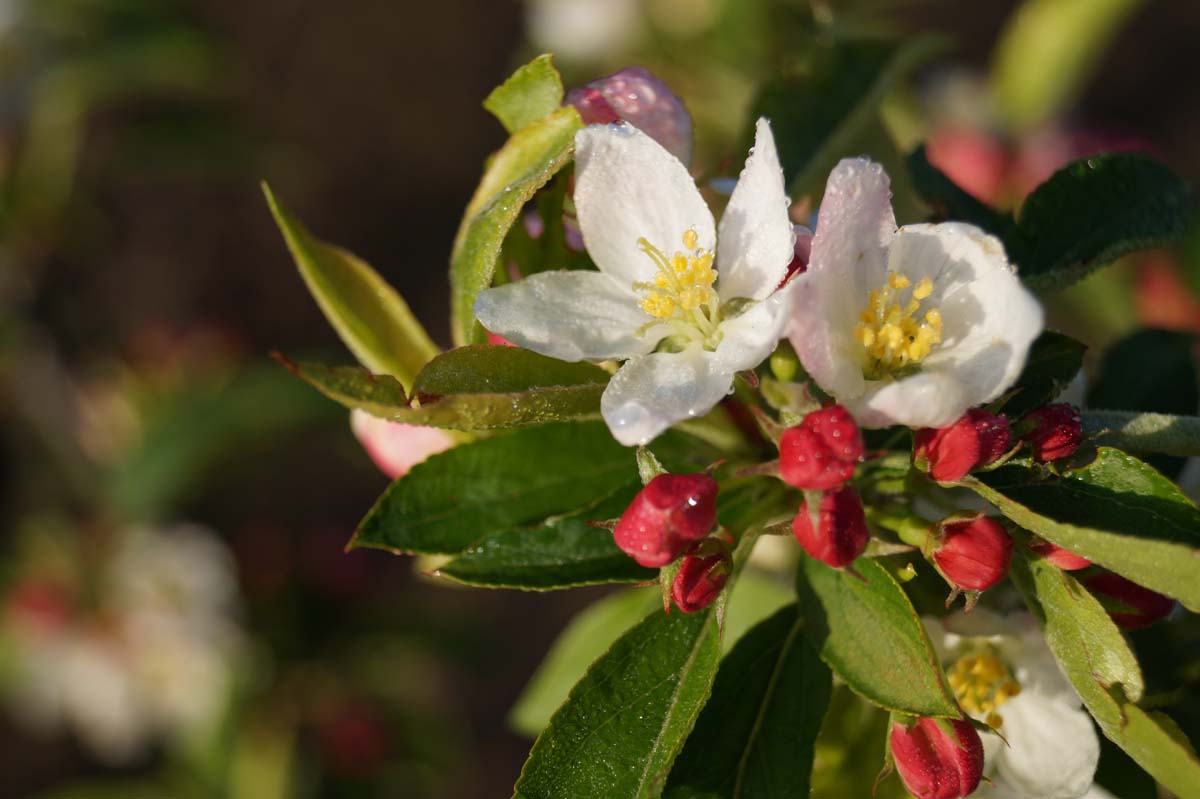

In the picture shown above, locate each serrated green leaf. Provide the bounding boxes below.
[965,447,1200,610]
[1012,556,1200,798]
[484,54,565,134]
[513,607,721,799]
[665,604,831,799]
[796,556,958,717]
[1003,330,1087,417]
[451,106,582,345]
[905,145,1017,238]
[352,422,634,555]
[263,183,438,387]
[412,344,609,396]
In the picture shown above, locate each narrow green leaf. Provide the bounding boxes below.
[352,422,635,555]
[1003,330,1087,417]
[412,345,609,397]
[450,106,582,345]
[263,183,438,387]
[484,54,565,134]
[965,447,1200,611]
[1084,410,1200,458]
[665,604,831,798]
[797,556,958,717]
[905,145,1016,239]
[513,608,721,799]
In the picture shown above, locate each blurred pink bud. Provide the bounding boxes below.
[613,473,718,567]
[890,716,984,799]
[1020,403,1082,462]
[350,410,455,479]
[778,405,863,491]
[926,127,1010,206]
[567,66,693,164]
[1083,572,1174,630]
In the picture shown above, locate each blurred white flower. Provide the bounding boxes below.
[526,0,641,62]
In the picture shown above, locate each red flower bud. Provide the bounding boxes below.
[613,473,718,567]
[779,405,864,491]
[1028,539,1091,570]
[1082,572,1174,630]
[793,486,869,568]
[671,543,731,613]
[1020,403,1082,462]
[932,516,1013,591]
[914,409,1011,483]
[566,66,693,164]
[889,717,984,799]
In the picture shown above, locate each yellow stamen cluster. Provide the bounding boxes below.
[634,229,719,337]
[854,271,942,378]
[947,649,1022,730]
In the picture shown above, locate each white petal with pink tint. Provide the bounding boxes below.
[350,410,455,479]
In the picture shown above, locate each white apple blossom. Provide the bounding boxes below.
[790,158,1043,429]
[476,119,797,446]
[924,610,1100,799]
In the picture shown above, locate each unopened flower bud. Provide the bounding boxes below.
[350,410,455,480]
[671,541,731,613]
[613,473,718,567]
[914,409,1011,483]
[566,66,693,164]
[793,486,869,568]
[932,516,1013,591]
[1020,403,1082,462]
[1082,572,1174,630]
[889,716,984,799]
[779,405,864,491]
[1028,539,1091,570]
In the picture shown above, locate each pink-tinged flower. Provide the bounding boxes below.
[890,716,984,799]
[349,410,455,480]
[1082,572,1174,630]
[932,516,1013,592]
[1027,540,1091,571]
[566,66,693,164]
[927,126,1010,206]
[613,473,718,567]
[1020,403,1081,462]
[792,486,869,568]
[671,542,731,613]
[778,404,864,491]
[915,409,1011,483]
[790,159,1042,429]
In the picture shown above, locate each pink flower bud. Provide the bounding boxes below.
[350,410,455,480]
[932,516,1013,591]
[914,409,1011,483]
[1028,539,1091,570]
[792,486,869,568]
[889,717,984,799]
[779,405,864,491]
[566,66,693,164]
[671,542,731,613]
[613,473,718,567]
[485,330,516,347]
[1083,572,1174,630]
[1020,403,1082,462]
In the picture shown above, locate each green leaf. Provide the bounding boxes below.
[796,556,958,717]
[665,604,831,798]
[437,486,656,590]
[484,54,565,134]
[905,145,1016,238]
[352,421,635,555]
[450,106,582,345]
[263,183,438,387]
[1003,330,1087,417]
[513,608,721,799]
[277,345,609,430]
[1010,153,1194,292]
[1012,556,1200,798]
[965,447,1200,611]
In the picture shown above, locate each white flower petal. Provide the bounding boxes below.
[789,273,867,402]
[474,270,666,361]
[845,370,970,429]
[574,124,715,286]
[716,118,794,301]
[992,692,1099,799]
[601,346,733,446]
[711,284,795,374]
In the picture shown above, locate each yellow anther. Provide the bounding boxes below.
[633,233,720,337]
[683,229,698,250]
[855,270,942,378]
[672,253,688,273]
[654,274,670,289]
[913,276,934,300]
[640,292,676,319]
[925,308,942,328]
[947,648,1019,730]
[888,273,910,290]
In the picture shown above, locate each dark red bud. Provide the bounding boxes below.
[566,66,693,164]
[932,516,1013,591]
[613,473,718,567]
[890,717,984,799]
[779,405,864,491]
[1083,572,1174,630]
[1021,403,1082,462]
[1028,539,1091,570]
[671,545,731,613]
[915,409,1011,483]
[793,486,869,568]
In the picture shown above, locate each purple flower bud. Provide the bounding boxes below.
[566,66,693,164]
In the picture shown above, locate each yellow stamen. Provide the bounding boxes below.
[855,270,943,378]
[947,648,1021,730]
[633,228,720,338]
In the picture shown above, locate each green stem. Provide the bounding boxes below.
[1084,410,1200,457]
